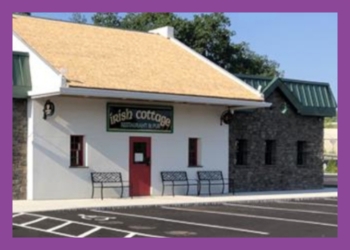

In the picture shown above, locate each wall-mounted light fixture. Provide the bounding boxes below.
[281,102,288,115]
[43,100,55,120]
[220,108,234,125]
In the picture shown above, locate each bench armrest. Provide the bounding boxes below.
[198,178,233,182]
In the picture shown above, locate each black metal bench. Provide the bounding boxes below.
[91,172,132,200]
[161,171,198,196]
[197,171,234,196]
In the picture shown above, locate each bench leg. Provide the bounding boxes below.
[197,182,201,196]
[121,186,124,198]
[222,183,225,194]
[186,185,189,196]
[91,186,95,199]
[172,183,175,197]
[162,184,165,196]
[101,183,103,200]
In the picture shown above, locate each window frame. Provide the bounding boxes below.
[70,135,85,167]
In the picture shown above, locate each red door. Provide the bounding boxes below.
[129,137,151,196]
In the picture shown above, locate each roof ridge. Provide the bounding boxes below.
[280,78,330,86]
[236,73,331,86]
[12,14,162,37]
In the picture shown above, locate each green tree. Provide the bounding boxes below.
[92,12,120,27]
[324,111,338,128]
[120,13,180,31]
[325,160,338,173]
[14,12,31,16]
[91,12,282,77]
[70,13,87,24]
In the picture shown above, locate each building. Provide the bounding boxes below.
[13,15,337,200]
[230,75,337,192]
[12,15,269,200]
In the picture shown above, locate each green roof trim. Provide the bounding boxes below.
[13,51,32,98]
[236,74,337,117]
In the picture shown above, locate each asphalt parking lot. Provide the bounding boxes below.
[13,197,337,238]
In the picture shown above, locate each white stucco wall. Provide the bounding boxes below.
[29,96,229,200]
[12,33,63,92]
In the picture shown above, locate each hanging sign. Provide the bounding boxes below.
[107,103,173,133]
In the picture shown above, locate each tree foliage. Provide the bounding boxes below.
[325,160,338,173]
[90,12,282,77]
[70,13,87,24]
[92,12,120,27]
[324,111,338,128]
[14,12,31,16]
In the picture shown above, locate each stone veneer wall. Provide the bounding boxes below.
[13,99,27,200]
[229,89,324,192]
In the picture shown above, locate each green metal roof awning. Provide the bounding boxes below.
[236,74,337,117]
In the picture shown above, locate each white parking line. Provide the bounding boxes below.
[223,203,337,215]
[12,213,23,218]
[91,209,269,235]
[125,233,136,238]
[21,217,47,226]
[161,206,337,228]
[78,227,101,238]
[13,223,76,238]
[47,221,72,232]
[24,212,164,238]
[276,201,338,207]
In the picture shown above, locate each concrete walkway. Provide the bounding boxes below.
[13,188,337,213]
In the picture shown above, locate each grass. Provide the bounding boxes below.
[324,123,338,129]
[325,160,338,174]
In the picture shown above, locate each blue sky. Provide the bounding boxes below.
[31,12,338,101]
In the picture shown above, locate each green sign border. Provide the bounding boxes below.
[106,103,174,134]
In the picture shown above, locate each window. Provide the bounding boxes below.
[133,142,147,164]
[70,136,84,167]
[188,138,200,167]
[297,141,307,165]
[265,140,276,165]
[236,139,248,165]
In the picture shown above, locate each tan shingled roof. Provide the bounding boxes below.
[13,15,262,101]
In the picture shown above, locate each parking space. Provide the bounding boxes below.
[13,198,337,238]
[13,212,164,238]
